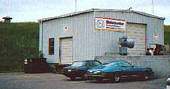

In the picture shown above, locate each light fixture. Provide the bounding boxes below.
[64,26,68,32]
[154,34,158,40]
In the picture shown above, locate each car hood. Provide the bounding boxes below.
[64,66,87,70]
[133,66,152,71]
[88,65,121,72]
[88,65,152,72]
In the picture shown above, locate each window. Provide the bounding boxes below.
[104,62,122,67]
[71,61,86,67]
[93,61,102,66]
[49,38,54,55]
[121,61,132,67]
[87,61,94,67]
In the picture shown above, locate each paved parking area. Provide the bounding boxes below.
[0,73,166,89]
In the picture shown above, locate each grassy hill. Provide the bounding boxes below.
[0,22,39,72]
[164,25,170,45]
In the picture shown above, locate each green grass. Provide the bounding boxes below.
[0,22,39,72]
[164,25,170,45]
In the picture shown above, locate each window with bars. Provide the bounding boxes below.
[49,38,54,55]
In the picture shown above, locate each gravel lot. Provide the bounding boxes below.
[0,73,166,89]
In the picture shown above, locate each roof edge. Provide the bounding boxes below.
[39,8,165,22]
[93,9,165,20]
[38,8,96,22]
[131,10,165,20]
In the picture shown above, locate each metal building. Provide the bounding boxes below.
[39,8,165,64]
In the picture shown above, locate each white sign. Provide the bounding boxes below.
[95,17,126,31]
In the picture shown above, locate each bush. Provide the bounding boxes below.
[0,22,39,72]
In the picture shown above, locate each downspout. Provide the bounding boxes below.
[41,20,43,55]
[93,10,96,60]
[41,21,44,53]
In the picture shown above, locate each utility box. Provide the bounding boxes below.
[119,36,135,48]
[119,47,127,55]
[24,58,50,73]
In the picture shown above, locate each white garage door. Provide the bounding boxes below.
[60,38,73,64]
[127,23,146,55]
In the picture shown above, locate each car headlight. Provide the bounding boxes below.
[167,78,170,86]
[24,59,28,64]
[94,71,103,74]
[89,70,93,73]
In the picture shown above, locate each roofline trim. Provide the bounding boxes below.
[39,8,165,22]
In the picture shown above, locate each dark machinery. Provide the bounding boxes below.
[119,36,135,55]
[24,58,50,73]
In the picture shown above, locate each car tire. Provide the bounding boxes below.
[82,73,88,80]
[142,74,150,80]
[70,77,76,80]
[113,73,121,83]
[96,78,103,82]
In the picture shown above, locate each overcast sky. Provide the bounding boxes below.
[0,0,170,25]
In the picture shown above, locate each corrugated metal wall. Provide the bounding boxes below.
[39,11,164,63]
[40,13,97,63]
[94,11,164,47]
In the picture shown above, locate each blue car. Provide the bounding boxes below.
[87,60,154,82]
[62,60,102,80]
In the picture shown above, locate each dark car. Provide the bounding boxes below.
[62,60,102,80]
[165,74,170,89]
[87,60,154,82]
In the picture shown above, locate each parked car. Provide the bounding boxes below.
[87,60,154,82]
[165,75,170,89]
[62,60,102,80]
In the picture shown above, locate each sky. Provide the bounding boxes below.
[0,0,170,25]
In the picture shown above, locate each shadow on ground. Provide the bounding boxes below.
[86,78,154,84]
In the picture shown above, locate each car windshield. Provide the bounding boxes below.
[71,61,86,67]
[104,61,122,67]
[102,61,114,65]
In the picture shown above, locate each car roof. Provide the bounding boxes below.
[103,60,128,64]
[74,60,98,62]
[113,60,127,62]
[106,60,127,62]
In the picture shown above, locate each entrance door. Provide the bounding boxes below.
[127,23,146,55]
[59,37,73,64]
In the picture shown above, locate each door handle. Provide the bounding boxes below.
[122,69,126,71]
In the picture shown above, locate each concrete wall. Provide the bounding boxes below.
[95,55,170,78]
